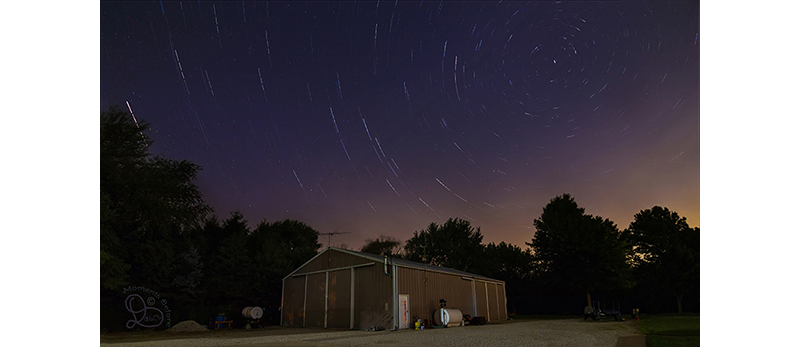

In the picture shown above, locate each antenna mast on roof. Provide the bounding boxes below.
[319,231,351,248]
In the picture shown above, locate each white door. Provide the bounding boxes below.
[398,294,410,329]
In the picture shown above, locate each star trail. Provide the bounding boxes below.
[100,1,700,248]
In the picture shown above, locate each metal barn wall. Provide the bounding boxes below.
[396,266,475,324]
[472,280,507,322]
[487,281,500,322]
[474,280,487,318]
[497,283,508,320]
[282,249,394,330]
[353,263,393,330]
[325,269,351,329]
[305,273,327,327]
[296,249,375,273]
[282,248,507,330]
[281,275,306,326]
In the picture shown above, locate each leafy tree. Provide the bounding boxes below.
[204,211,255,303]
[482,242,536,314]
[404,218,485,272]
[193,213,322,324]
[100,224,130,291]
[247,219,321,323]
[483,242,535,283]
[172,246,205,300]
[248,219,321,271]
[361,235,403,257]
[625,206,700,313]
[195,214,225,260]
[526,194,631,307]
[100,106,210,291]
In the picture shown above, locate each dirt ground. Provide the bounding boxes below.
[101,318,645,347]
[101,325,337,344]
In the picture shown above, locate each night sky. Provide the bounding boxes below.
[100,1,700,249]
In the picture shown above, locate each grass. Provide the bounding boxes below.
[636,314,699,347]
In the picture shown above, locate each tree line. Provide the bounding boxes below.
[363,195,699,317]
[101,107,321,330]
[101,107,699,330]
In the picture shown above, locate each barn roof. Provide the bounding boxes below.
[285,247,504,283]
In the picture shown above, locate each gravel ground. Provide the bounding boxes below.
[101,319,641,347]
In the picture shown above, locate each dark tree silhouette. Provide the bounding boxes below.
[526,194,631,307]
[101,106,210,291]
[200,213,321,324]
[246,218,321,324]
[481,242,536,314]
[101,106,326,329]
[361,235,403,257]
[248,218,322,276]
[404,218,485,272]
[482,242,536,283]
[625,206,699,313]
[204,211,255,304]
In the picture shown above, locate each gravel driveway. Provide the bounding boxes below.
[101,319,642,347]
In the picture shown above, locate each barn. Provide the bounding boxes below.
[281,247,508,330]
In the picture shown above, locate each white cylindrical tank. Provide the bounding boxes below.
[433,308,463,327]
[242,306,264,319]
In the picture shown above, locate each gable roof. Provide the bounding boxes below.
[284,247,504,284]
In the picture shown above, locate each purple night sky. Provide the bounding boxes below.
[100,1,699,249]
